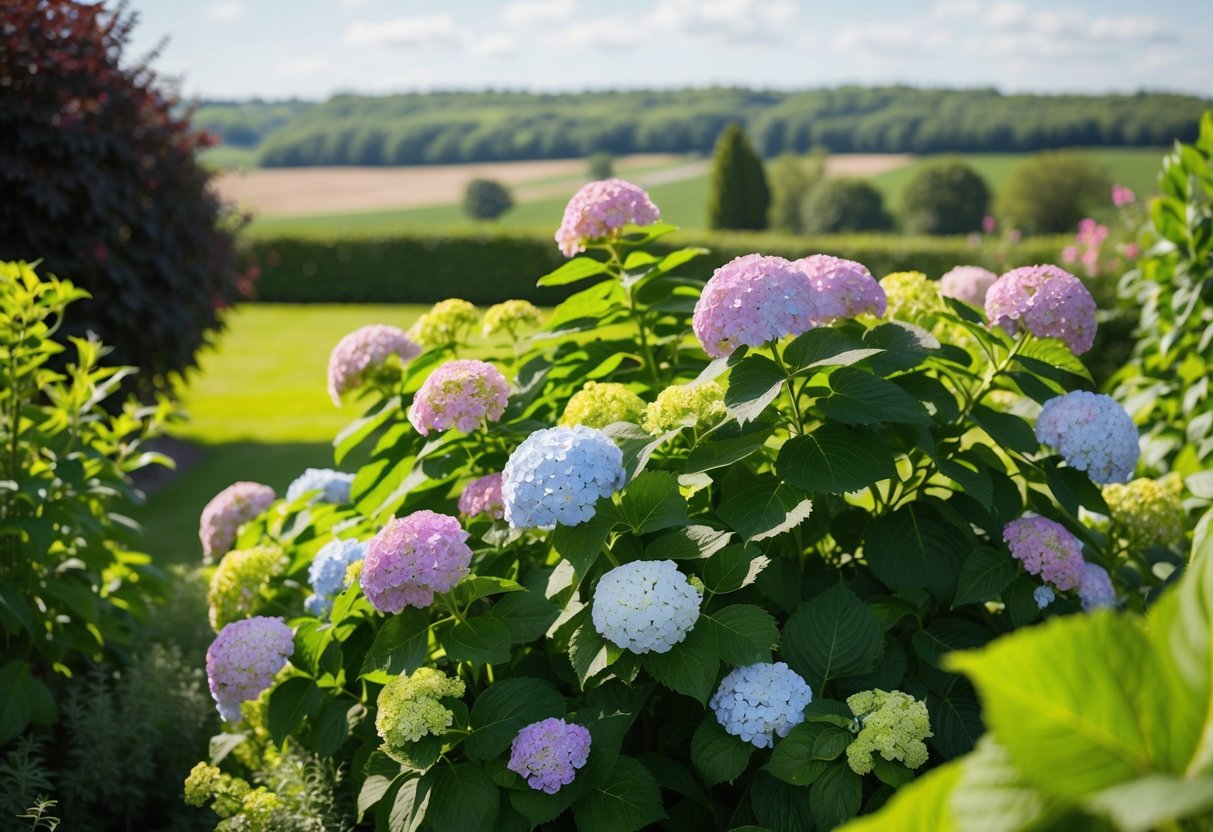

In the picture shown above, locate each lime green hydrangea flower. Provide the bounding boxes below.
[1103,473,1184,549]
[559,382,646,429]
[375,668,466,749]
[408,299,479,349]
[344,558,365,589]
[845,689,932,775]
[484,299,543,338]
[642,382,726,435]
[207,546,283,631]
[880,271,945,326]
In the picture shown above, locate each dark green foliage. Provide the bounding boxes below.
[588,152,614,180]
[768,153,825,233]
[194,99,314,148]
[801,178,893,233]
[997,151,1113,234]
[0,0,248,389]
[463,179,514,221]
[900,160,992,235]
[708,123,771,230]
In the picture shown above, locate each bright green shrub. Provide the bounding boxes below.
[801,177,893,233]
[997,151,1112,234]
[768,152,825,233]
[900,160,991,235]
[463,179,514,221]
[708,122,770,230]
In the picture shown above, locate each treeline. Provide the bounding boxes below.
[239,86,1210,167]
[193,99,313,147]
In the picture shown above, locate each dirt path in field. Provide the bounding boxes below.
[823,153,914,177]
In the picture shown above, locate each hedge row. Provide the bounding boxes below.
[244,227,1070,305]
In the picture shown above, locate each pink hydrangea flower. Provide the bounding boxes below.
[509,718,592,794]
[360,510,472,613]
[938,266,998,307]
[408,359,510,436]
[206,616,294,723]
[692,254,818,358]
[458,472,505,520]
[199,481,276,564]
[555,178,661,257]
[982,215,998,235]
[1003,516,1086,592]
[327,325,421,406]
[984,265,1097,354]
[793,254,886,324]
[1111,184,1136,208]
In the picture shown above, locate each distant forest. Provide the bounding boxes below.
[193,87,1211,167]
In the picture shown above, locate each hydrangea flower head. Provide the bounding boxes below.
[327,325,420,405]
[458,472,505,520]
[793,254,886,324]
[309,538,368,598]
[208,546,283,631]
[1033,586,1056,609]
[199,482,276,565]
[502,426,626,529]
[408,359,510,435]
[559,382,646,429]
[286,468,354,505]
[693,254,818,358]
[484,299,543,338]
[880,271,945,325]
[984,265,1097,354]
[642,382,726,435]
[1102,474,1184,548]
[360,511,472,613]
[592,560,701,654]
[845,689,932,775]
[206,616,294,723]
[1112,184,1136,208]
[1035,391,1139,485]
[938,266,998,307]
[304,594,331,617]
[555,178,661,257]
[1077,563,1117,611]
[1003,516,1086,591]
[407,299,479,350]
[508,718,592,794]
[710,662,813,748]
[375,668,465,748]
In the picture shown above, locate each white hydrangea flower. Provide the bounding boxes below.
[591,560,701,654]
[710,662,813,749]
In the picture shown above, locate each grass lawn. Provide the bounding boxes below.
[199,144,261,171]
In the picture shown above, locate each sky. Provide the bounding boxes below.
[122,0,1213,101]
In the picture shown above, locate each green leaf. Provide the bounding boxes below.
[781,583,883,691]
[362,608,430,676]
[914,618,994,667]
[551,509,617,584]
[0,660,54,743]
[836,761,961,832]
[334,395,400,464]
[702,545,770,594]
[378,773,431,832]
[644,526,734,560]
[267,677,322,746]
[536,256,608,287]
[862,321,939,374]
[643,623,719,704]
[717,476,813,543]
[573,755,665,832]
[685,423,775,474]
[488,589,560,643]
[952,547,1017,608]
[691,716,753,786]
[725,355,786,425]
[569,621,612,686]
[924,672,984,760]
[776,425,897,495]
[449,576,525,607]
[440,617,512,665]
[812,726,853,761]
[466,678,565,761]
[950,737,1069,832]
[937,456,993,509]
[970,405,1039,455]
[1084,774,1213,832]
[428,763,499,832]
[785,327,883,372]
[810,763,863,830]
[819,368,932,426]
[872,757,914,788]
[703,605,780,666]
[751,770,815,832]
[865,503,968,600]
[310,696,359,757]
[766,722,829,786]
[615,470,689,534]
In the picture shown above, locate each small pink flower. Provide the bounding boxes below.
[458,472,505,520]
[985,264,1097,354]
[982,215,998,235]
[1061,246,1079,263]
[555,179,660,257]
[1111,184,1136,208]
[327,325,420,405]
[408,359,510,436]
[1123,243,1140,259]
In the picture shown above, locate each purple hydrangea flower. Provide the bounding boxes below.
[938,266,998,307]
[1077,562,1117,611]
[408,359,510,436]
[199,482,276,565]
[1003,516,1086,592]
[360,511,472,613]
[1035,391,1140,485]
[508,718,592,794]
[793,254,887,324]
[984,265,1097,354]
[692,254,818,358]
[555,179,661,257]
[501,426,626,529]
[458,472,505,520]
[327,325,421,405]
[206,616,294,723]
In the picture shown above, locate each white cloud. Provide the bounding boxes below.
[339,0,372,6]
[649,0,797,42]
[502,0,575,29]
[344,14,464,48]
[833,22,950,55]
[469,33,516,58]
[206,1,246,22]
[556,17,638,50]
[275,55,333,77]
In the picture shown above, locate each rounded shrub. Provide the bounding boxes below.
[997,150,1112,233]
[463,178,514,220]
[899,159,991,234]
[708,122,770,231]
[587,152,614,180]
[801,177,893,233]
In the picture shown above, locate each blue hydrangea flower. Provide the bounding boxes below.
[286,468,355,504]
[304,594,332,617]
[501,426,626,529]
[1033,586,1056,609]
[309,538,367,598]
[1035,391,1139,486]
[710,662,813,749]
[1077,563,1117,611]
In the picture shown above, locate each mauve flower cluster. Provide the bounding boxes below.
[502,426,626,529]
[793,254,887,324]
[555,178,661,257]
[483,299,543,338]
[286,468,354,505]
[408,359,510,435]
[1061,219,1110,278]
[408,299,479,350]
[206,616,294,723]
[710,662,813,749]
[327,325,420,405]
[938,265,998,307]
[559,381,646,429]
[692,254,817,358]
[458,472,505,520]
[642,381,726,435]
[1077,562,1117,611]
[375,668,465,748]
[984,265,1097,355]
[208,546,282,631]
[199,481,276,564]
[1035,391,1139,485]
[1112,184,1136,207]
[592,560,701,654]
[1003,516,1086,591]
[508,718,592,794]
[360,511,472,613]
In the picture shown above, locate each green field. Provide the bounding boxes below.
[199,144,261,171]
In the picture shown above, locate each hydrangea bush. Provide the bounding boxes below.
[183,180,1190,831]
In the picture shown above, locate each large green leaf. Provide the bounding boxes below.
[536,256,608,287]
[691,716,753,786]
[952,547,1017,608]
[836,761,961,832]
[702,545,770,595]
[616,470,689,534]
[644,526,734,561]
[427,763,499,831]
[702,605,779,666]
[717,476,813,543]
[440,616,512,665]
[819,367,932,426]
[725,355,786,425]
[810,762,863,830]
[864,503,968,600]
[551,510,617,584]
[643,623,719,704]
[785,327,883,372]
[970,405,1039,455]
[378,773,431,832]
[685,423,775,474]
[751,770,815,832]
[267,677,322,746]
[950,737,1067,832]
[781,583,883,691]
[361,608,431,676]
[466,678,566,761]
[776,425,897,495]
[1084,773,1213,832]
[572,755,666,832]
[765,722,829,786]
[488,588,560,643]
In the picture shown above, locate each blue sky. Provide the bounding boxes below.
[124,0,1213,100]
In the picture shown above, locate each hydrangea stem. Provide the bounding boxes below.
[606,241,660,386]
[770,341,804,436]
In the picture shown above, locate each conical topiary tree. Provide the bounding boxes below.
[707,123,770,230]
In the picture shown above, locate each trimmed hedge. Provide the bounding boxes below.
[244,227,1069,305]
